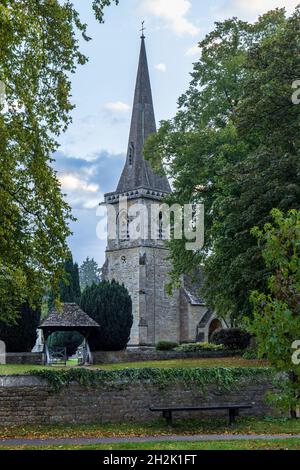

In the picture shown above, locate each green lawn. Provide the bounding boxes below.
[75,438,300,451]
[0,357,269,375]
[94,357,269,370]
[1,418,299,440]
[2,438,300,451]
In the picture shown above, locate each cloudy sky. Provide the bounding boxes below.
[55,0,299,267]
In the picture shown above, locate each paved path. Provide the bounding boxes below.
[1,434,300,447]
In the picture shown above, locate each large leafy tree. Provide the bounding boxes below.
[80,281,133,351]
[145,7,300,322]
[79,257,101,290]
[249,209,300,417]
[0,0,119,323]
[203,8,300,321]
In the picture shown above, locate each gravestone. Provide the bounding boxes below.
[32,328,44,353]
[0,340,6,364]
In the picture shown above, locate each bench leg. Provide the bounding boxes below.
[229,409,238,426]
[163,410,173,426]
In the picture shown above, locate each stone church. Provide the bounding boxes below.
[102,34,224,346]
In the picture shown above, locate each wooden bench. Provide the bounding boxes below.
[149,404,253,426]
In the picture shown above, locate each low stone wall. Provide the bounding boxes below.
[5,352,44,365]
[0,374,281,426]
[93,348,241,364]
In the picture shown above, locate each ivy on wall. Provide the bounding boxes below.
[28,367,274,393]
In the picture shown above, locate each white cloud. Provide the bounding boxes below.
[218,0,299,21]
[59,111,129,160]
[142,0,200,36]
[59,115,104,161]
[185,45,201,57]
[104,101,130,112]
[155,63,167,72]
[60,175,98,193]
[59,174,103,210]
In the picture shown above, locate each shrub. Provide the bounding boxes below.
[249,209,300,416]
[243,349,258,360]
[80,280,133,351]
[211,328,251,351]
[175,342,224,353]
[156,341,179,351]
[0,302,40,352]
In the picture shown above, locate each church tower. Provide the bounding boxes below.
[102,33,180,346]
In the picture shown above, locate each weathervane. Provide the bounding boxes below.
[140,20,146,38]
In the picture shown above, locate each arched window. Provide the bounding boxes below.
[117,210,130,241]
[158,212,163,240]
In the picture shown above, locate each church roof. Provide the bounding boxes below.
[39,303,100,329]
[182,272,206,306]
[116,36,171,194]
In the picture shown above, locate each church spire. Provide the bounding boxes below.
[116,32,171,194]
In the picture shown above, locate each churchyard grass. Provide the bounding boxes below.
[1,418,300,440]
[91,357,269,370]
[1,438,300,450]
[0,357,268,375]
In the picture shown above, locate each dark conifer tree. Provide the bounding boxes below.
[0,302,40,352]
[48,252,83,355]
[80,280,133,351]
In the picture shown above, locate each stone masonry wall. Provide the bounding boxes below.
[93,349,241,364]
[5,353,44,365]
[0,375,281,426]
[105,246,141,344]
[105,245,179,346]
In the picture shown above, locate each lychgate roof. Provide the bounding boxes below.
[40,303,100,329]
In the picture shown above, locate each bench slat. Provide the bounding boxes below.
[150,405,253,412]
